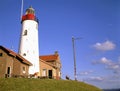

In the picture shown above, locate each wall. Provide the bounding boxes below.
[0,49,29,78]
[40,59,61,79]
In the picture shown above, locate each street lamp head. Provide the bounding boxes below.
[72,36,82,40]
[72,36,74,39]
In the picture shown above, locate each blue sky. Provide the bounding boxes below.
[0,0,120,89]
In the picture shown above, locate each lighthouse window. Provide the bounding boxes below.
[23,53,26,56]
[23,30,27,36]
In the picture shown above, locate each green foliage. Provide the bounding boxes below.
[0,78,102,91]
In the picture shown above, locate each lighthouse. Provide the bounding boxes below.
[19,6,40,76]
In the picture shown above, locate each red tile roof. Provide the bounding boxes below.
[40,54,58,61]
[0,45,32,66]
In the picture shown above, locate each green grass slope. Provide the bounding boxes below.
[0,78,102,91]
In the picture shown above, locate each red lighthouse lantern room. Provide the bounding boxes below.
[21,6,39,23]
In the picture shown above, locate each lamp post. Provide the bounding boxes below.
[72,36,80,81]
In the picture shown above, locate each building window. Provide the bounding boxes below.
[23,67,26,74]
[23,30,27,36]
[0,53,3,57]
[42,69,47,76]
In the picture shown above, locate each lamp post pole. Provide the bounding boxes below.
[72,36,77,81]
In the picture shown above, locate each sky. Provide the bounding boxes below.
[0,0,120,89]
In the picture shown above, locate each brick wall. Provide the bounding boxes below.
[0,49,29,78]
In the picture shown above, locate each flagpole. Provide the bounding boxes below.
[20,0,24,20]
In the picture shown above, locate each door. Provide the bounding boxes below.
[7,67,11,77]
[48,70,52,79]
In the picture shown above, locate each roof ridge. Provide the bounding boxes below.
[0,45,32,66]
[40,59,57,68]
[40,54,58,57]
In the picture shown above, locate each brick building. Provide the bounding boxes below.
[0,46,32,78]
[0,46,61,79]
[40,51,61,79]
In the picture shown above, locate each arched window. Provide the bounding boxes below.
[23,30,27,36]
[23,53,26,56]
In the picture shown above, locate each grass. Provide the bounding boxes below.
[0,78,102,91]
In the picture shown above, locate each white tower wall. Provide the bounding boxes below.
[19,20,40,75]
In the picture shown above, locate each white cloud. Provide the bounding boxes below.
[100,57,111,64]
[93,40,116,51]
[84,75,120,83]
[85,76,104,82]
[92,57,120,74]
[92,57,112,65]
[91,77,104,81]
[83,75,120,89]
[79,70,93,75]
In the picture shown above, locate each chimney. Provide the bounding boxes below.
[55,51,58,55]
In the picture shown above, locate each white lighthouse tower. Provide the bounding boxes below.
[19,6,40,76]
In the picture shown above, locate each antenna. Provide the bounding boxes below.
[20,0,24,20]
